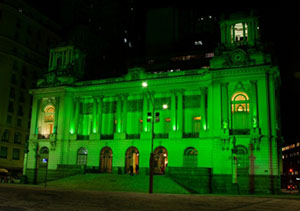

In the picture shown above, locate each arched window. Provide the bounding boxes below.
[77,147,88,165]
[42,105,55,137]
[39,147,49,167]
[183,147,198,167]
[231,92,250,130]
[44,105,55,123]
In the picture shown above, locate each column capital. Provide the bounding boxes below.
[200,87,208,94]
[221,82,229,87]
[172,89,185,95]
[122,94,129,100]
[73,96,81,102]
[93,95,104,102]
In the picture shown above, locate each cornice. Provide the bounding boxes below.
[210,65,275,78]
[30,65,280,97]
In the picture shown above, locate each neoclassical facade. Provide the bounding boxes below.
[24,12,282,193]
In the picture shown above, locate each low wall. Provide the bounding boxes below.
[25,165,83,184]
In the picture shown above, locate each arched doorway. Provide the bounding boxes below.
[100,147,112,173]
[236,145,249,189]
[154,147,168,174]
[236,145,249,173]
[39,147,49,168]
[183,147,198,167]
[125,147,139,174]
[77,147,88,165]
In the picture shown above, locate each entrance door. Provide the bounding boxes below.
[154,147,168,174]
[125,147,139,174]
[100,147,112,173]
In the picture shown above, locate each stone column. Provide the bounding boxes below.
[122,95,128,133]
[53,97,59,135]
[92,97,98,134]
[171,92,177,131]
[48,52,52,67]
[116,96,122,133]
[74,98,80,135]
[142,94,148,132]
[200,87,207,131]
[251,81,258,129]
[30,97,40,139]
[176,90,183,132]
[66,50,70,65]
[268,74,277,135]
[232,24,235,43]
[97,96,103,135]
[221,83,229,129]
[243,22,246,42]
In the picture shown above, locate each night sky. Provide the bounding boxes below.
[22,2,300,145]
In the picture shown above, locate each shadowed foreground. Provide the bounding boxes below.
[1,184,300,211]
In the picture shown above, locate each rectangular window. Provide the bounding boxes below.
[17,106,24,116]
[9,88,15,99]
[12,148,20,160]
[6,115,12,124]
[0,147,8,158]
[8,101,14,113]
[17,118,22,127]
[11,74,17,85]
[12,61,18,71]
[183,95,201,108]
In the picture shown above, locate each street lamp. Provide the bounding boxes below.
[142,81,155,193]
[142,82,169,193]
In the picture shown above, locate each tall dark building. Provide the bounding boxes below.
[0,0,61,175]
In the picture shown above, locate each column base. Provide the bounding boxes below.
[169,131,182,139]
[140,131,152,139]
[90,133,100,140]
[69,133,77,140]
[199,130,209,138]
[114,132,126,140]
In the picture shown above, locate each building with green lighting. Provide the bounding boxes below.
[24,12,282,194]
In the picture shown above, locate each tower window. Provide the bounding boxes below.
[231,23,248,43]
[231,92,250,130]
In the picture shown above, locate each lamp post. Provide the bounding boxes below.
[142,81,168,193]
[142,82,154,193]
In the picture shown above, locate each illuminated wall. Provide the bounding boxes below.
[24,12,282,194]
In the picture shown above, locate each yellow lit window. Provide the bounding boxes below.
[231,23,248,43]
[231,92,250,129]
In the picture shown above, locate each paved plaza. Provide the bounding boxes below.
[1,184,300,211]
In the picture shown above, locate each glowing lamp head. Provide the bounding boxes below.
[162,104,168,110]
[142,81,148,88]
